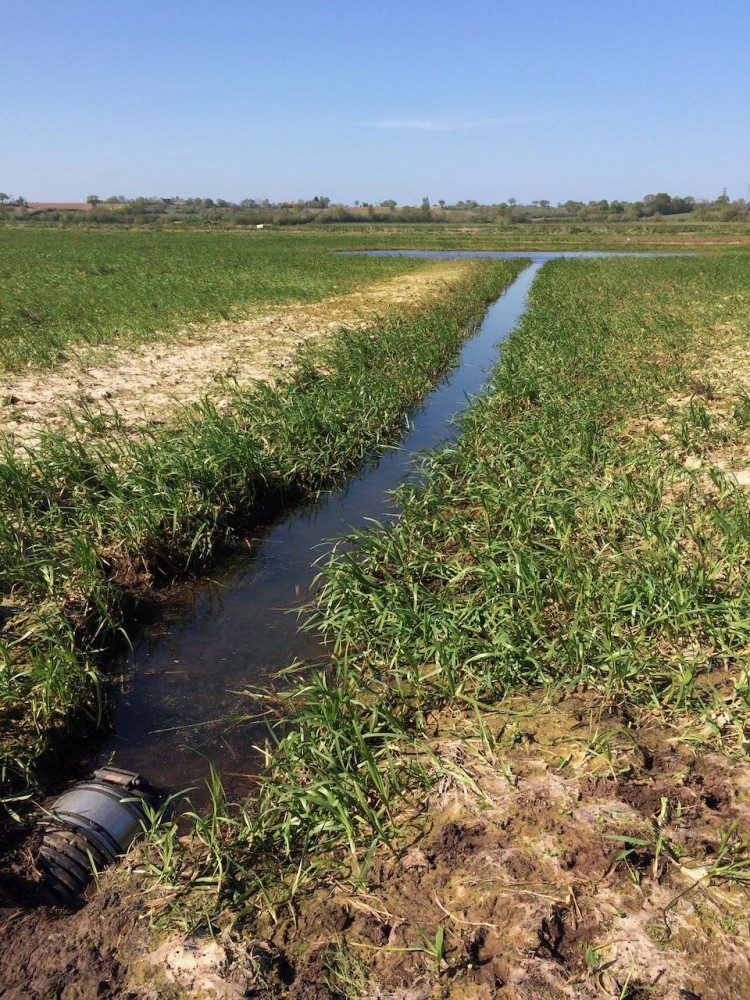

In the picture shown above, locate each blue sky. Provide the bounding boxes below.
[3,0,748,205]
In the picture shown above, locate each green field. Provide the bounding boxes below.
[0,230,439,370]
[2,222,747,372]
[1,229,748,793]
[317,253,750,709]
[3,227,750,992]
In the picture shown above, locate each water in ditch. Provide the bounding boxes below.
[86,252,669,798]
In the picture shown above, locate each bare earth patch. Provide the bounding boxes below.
[0,261,476,452]
[621,296,750,490]
[210,695,749,1000]
[6,693,748,999]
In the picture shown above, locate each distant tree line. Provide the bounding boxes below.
[1,190,747,226]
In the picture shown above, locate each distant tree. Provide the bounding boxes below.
[508,197,517,206]
[380,199,397,209]
[16,196,27,207]
[0,193,8,203]
[563,200,583,215]
[642,193,672,216]
[86,194,100,205]
[669,195,693,214]
[539,199,550,209]
[719,201,740,220]
[640,192,695,217]
[203,198,215,208]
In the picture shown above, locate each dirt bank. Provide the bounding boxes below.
[3,692,750,999]
[256,695,750,999]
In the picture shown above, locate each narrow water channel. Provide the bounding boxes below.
[87,252,666,798]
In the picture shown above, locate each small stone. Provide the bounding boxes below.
[401,847,431,870]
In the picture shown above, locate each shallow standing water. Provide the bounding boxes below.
[87,252,668,797]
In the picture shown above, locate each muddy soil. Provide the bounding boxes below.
[3,693,750,999]
[0,262,476,452]
[246,696,750,1000]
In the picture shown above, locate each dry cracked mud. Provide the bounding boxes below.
[0,261,477,452]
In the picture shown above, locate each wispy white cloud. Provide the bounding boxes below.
[369,116,540,131]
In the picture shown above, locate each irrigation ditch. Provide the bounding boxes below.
[0,259,523,803]
[83,258,545,796]
[38,252,675,799]
[81,252,679,796]
[1,252,673,850]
